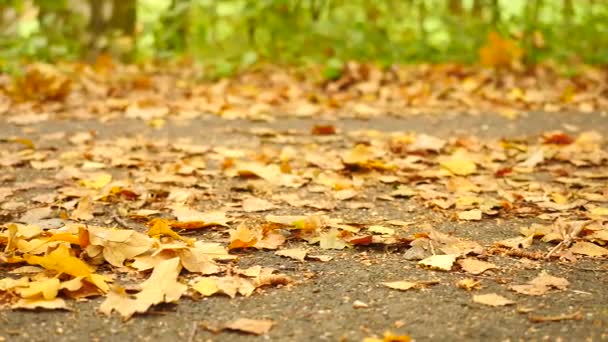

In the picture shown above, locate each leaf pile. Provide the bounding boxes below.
[2,61,608,124]
[1,112,607,323]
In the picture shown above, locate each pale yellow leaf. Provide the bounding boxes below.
[418,254,458,271]
[473,293,515,306]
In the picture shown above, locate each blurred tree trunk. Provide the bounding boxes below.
[471,0,483,18]
[87,0,106,60]
[109,0,136,60]
[110,0,135,36]
[448,0,462,15]
[563,0,574,24]
[490,0,500,24]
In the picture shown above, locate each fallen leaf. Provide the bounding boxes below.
[381,280,438,291]
[363,331,411,342]
[192,277,220,296]
[318,228,348,250]
[12,298,69,310]
[440,159,477,176]
[171,205,230,228]
[71,196,94,221]
[418,254,458,271]
[473,293,515,307]
[87,226,154,267]
[457,258,497,275]
[15,278,61,300]
[569,241,608,256]
[99,257,187,319]
[228,224,258,250]
[224,318,275,335]
[275,248,308,261]
[456,278,482,291]
[242,197,276,212]
[458,209,483,221]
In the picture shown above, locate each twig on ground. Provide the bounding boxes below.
[187,322,198,342]
[112,214,130,228]
[528,311,583,323]
[544,220,588,260]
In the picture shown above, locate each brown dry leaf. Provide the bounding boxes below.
[390,185,416,198]
[71,196,94,221]
[10,63,72,102]
[529,272,569,290]
[99,257,187,319]
[457,209,483,221]
[569,241,608,256]
[382,280,438,291]
[171,205,230,228]
[457,258,497,275]
[177,242,232,274]
[15,278,61,300]
[509,284,547,296]
[229,161,305,188]
[495,234,534,249]
[242,197,276,212]
[12,298,69,310]
[368,225,395,235]
[87,226,154,267]
[418,254,458,271]
[318,228,348,250]
[472,293,515,307]
[511,271,570,296]
[456,278,482,291]
[275,248,308,261]
[224,318,275,335]
[192,276,256,298]
[19,207,53,225]
[228,224,258,250]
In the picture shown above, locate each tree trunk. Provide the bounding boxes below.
[491,0,500,24]
[109,0,136,60]
[563,0,574,24]
[87,0,106,59]
[471,0,483,18]
[448,0,462,16]
[110,0,135,36]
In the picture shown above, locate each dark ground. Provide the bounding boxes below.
[1,112,608,342]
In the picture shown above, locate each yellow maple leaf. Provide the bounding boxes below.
[440,159,477,176]
[147,219,188,243]
[99,257,187,319]
[15,278,61,300]
[23,244,109,292]
[24,244,93,277]
[228,224,258,250]
[79,173,112,189]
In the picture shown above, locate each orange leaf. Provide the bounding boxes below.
[479,32,523,68]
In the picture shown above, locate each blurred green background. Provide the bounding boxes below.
[1,0,606,74]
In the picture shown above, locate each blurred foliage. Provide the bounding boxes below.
[0,0,607,76]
